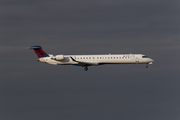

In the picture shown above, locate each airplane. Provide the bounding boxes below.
[27,45,154,71]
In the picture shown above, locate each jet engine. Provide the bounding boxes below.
[52,55,64,61]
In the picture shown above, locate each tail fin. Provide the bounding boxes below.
[27,45,49,58]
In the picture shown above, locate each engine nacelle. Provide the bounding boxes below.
[52,55,64,61]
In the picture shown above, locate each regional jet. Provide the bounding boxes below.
[27,45,154,71]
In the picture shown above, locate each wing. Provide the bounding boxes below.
[70,56,99,66]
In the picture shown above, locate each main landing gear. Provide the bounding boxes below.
[84,66,88,71]
[146,64,148,68]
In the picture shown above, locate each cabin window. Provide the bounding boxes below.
[89,57,91,59]
[97,57,99,59]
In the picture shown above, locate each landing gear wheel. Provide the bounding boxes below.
[146,65,148,68]
[84,67,88,71]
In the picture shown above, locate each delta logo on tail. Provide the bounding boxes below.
[27,45,49,58]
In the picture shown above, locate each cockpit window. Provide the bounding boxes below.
[142,56,148,58]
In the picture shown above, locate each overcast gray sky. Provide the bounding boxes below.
[0,0,180,120]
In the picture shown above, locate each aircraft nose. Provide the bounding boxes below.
[149,58,154,62]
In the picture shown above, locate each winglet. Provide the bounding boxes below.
[70,56,77,62]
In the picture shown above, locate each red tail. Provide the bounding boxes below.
[27,45,49,58]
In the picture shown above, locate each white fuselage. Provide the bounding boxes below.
[38,54,154,66]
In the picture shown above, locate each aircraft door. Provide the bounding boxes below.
[136,57,139,63]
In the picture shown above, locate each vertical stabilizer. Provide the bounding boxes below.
[27,45,49,58]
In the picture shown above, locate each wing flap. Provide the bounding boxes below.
[78,61,99,66]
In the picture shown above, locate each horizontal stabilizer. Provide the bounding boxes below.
[27,45,42,50]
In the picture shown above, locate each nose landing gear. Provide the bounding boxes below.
[146,64,148,68]
[84,66,88,71]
